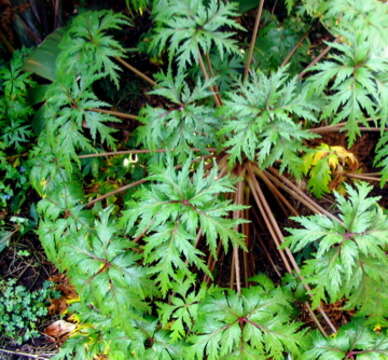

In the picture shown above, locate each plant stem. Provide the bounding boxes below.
[205,53,223,105]
[0,30,15,53]
[345,173,381,182]
[281,31,309,67]
[86,178,148,207]
[310,122,388,134]
[243,0,265,82]
[90,108,138,120]
[232,181,244,293]
[248,167,337,334]
[247,172,293,273]
[298,43,332,79]
[198,52,222,106]
[79,147,217,159]
[266,168,341,223]
[0,348,49,360]
[115,56,156,86]
[256,169,299,216]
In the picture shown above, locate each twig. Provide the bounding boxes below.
[0,348,49,360]
[243,0,265,82]
[115,56,156,86]
[90,108,138,120]
[86,178,148,207]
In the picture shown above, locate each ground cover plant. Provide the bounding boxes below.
[0,0,387,359]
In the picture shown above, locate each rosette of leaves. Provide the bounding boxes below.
[188,276,305,360]
[285,182,388,321]
[220,67,317,175]
[303,143,359,198]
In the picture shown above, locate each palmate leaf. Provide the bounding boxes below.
[285,182,388,314]
[0,50,35,151]
[188,277,305,360]
[303,320,388,360]
[157,279,207,341]
[43,75,119,170]
[57,10,130,87]
[324,0,388,48]
[137,72,220,157]
[122,158,246,293]
[374,132,388,187]
[303,143,359,198]
[307,32,387,145]
[151,0,243,71]
[62,208,152,333]
[220,67,317,176]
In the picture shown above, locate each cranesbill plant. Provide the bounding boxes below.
[20,0,388,359]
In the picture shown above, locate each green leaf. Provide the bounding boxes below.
[303,320,388,360]
[189,281,304,360]
[122,158,246,293]
[151,0,244,71]
[285,182,388,317]
[220,67,318,176]
[23,28,65,81]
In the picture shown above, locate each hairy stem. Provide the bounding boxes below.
[232,180,244,293]
[243,0,265,82]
